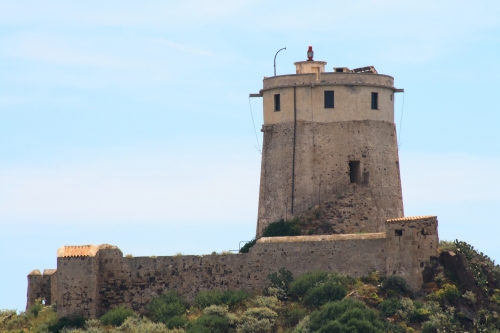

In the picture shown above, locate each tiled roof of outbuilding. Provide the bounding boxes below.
[57,244,118,258]
[387,216,436,223]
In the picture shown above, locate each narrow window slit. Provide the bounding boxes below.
[349,161,360,183]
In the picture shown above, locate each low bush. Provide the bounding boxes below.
[309,299,386,333]
[427,284,461,303]
[303,281,347,307]
[282,306,307,327]
[202,305,228,317]
[28,301,43,317]
[239,239,256,254]
[194,290,249,309]
[378,298,402,317]
[146,291,187,329]
[252,296,280,310]
[267,268,294,292]
[421,306,462,333]
[289,271,329,298]
[262,219,301,237]
[439,240,457,253]
[473,309,500,332]
[186,315,230,333]
[237,307,278,333]
[100,306,135,326]
[221,290,249,307]
[381,275,412,297]
[48,316,86,333]
[109,316,176,333]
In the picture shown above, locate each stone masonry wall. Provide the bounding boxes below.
[56,256,99,319]
[55,233,387,318]
[385,216,439,289]
[26,269,56,310]
[30,217,437,318]
[258,120,403,235]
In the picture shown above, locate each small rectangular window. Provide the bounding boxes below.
[274,94,281,111]
[371,92,378,110]
[324,91,334,108]
[395,229,403,236]
[349,161,360,183]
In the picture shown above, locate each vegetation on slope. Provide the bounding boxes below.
[2,240,500,332]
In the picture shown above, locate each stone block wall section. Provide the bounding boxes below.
[257,120,404,235]
[385,216,439,288]
[26,269,57,310]
[28,217,438,319]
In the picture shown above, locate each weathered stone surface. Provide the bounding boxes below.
[28,217,438,318]
[258,120,404,236]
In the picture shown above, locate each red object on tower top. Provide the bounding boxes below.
[307,46,314,61]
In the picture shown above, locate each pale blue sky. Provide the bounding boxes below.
[1,0,500,311]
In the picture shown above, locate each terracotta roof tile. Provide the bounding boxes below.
[57,245,97,257]
[57,244,118,257]
[387,216,436,223]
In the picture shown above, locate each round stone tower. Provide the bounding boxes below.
[255,48,405,236]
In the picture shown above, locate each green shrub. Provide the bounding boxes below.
[252,296,280,310]
[194,290,249,309]
[427,284,461,303]
[378,298,402,317]
[237,307,278,333]
[442,284,461,303]
[262,219,301,237]
[381,275,412,297]
[48,316,86,333]
[421,306,462,333]
[186,315,230,333]
[221,290,249,307]
[309,299,386,333]
[267,268,294,292]
[100,306,135,326]
[282,306,307,327]
[28,301,44,317]
[473,309,500,332]
[202,305,228,317]
[195,290,224,308]
[146,291,187,329]
[303,281,347,307]
[289,271,329,297]
[291,315,310,333]
[439,240,457,253]
[109,316,174,333]
[239,239,256,254]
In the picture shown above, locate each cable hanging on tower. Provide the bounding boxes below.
[248,97,262,154]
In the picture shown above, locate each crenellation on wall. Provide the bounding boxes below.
[27,269,57,310]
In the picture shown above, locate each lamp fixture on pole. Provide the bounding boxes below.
[274,47,286,76]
